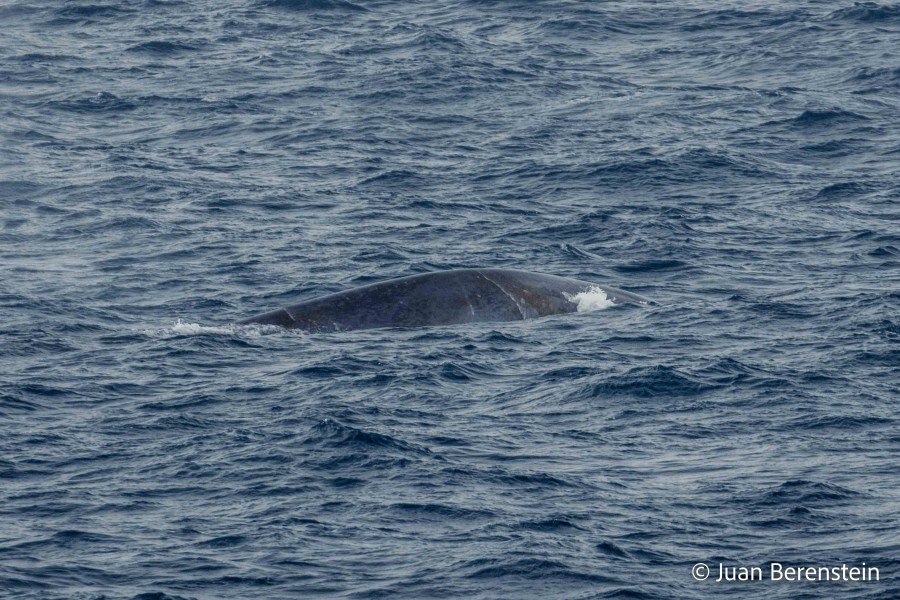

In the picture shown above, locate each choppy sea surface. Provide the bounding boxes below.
[2,1,899,598]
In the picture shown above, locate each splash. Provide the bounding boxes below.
[171,319,237,335]
[563,286,615,312]
[147,319,284,337]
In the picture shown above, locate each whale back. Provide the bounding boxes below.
[240,268,648,333]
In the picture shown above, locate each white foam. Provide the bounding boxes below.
[142,319,286,337]
[171,319,237,335]
[564,286,616,312]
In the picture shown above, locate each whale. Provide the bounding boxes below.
[240,268,651,333]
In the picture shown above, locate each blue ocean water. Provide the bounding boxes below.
[2,0,899,598]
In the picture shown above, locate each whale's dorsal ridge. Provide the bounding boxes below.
[240,268,650,333]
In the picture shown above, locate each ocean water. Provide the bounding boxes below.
[1,0,899,598]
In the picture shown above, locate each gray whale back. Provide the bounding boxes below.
[240,268,650,333]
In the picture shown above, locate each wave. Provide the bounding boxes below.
[814,181,878,199]
[47,92,137,113]
[791,108,870,126]
[581,365,725,398]
[260,0,368,11]
[753,480,864,507]
[54,4,134,19]
[305,419,435,456]
[465,557,616,583]
[127,40,200,54]
[827,2,900,23]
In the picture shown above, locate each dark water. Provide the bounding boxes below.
[2,1,899,598]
